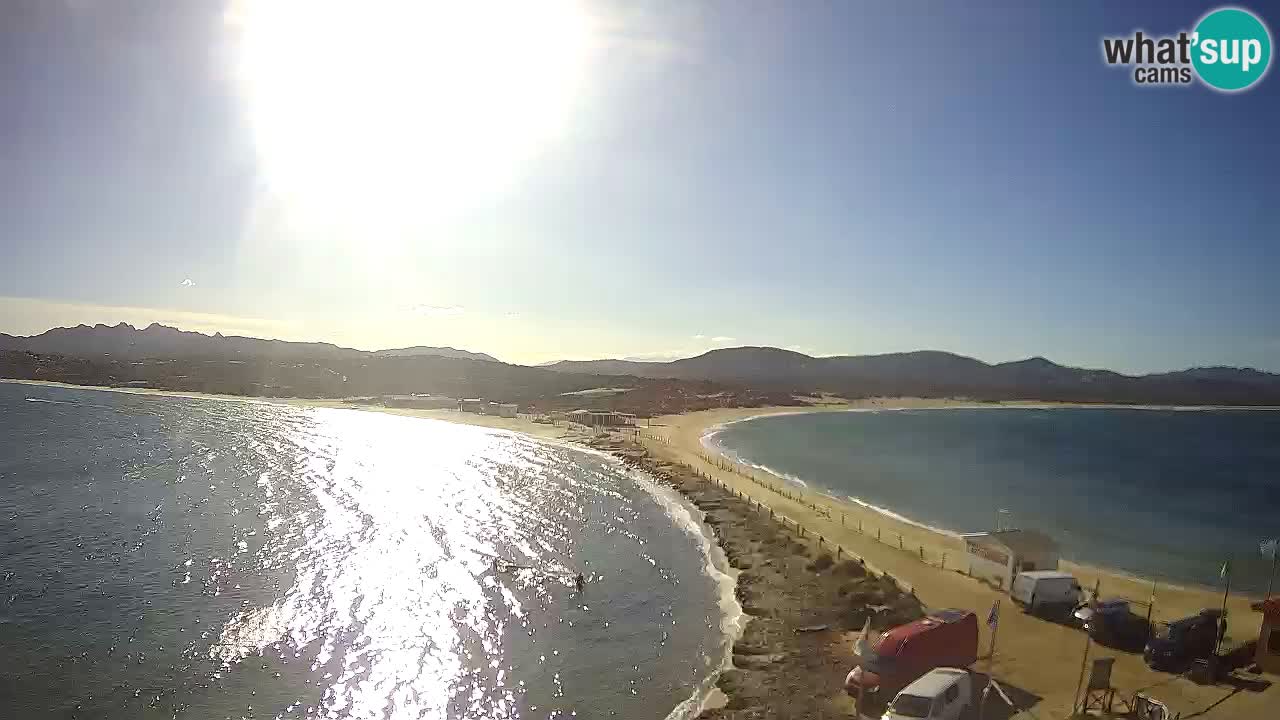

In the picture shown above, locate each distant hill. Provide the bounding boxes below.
[5,325,1278,406]
[545,347,1280,406]
[0,323,496,363]
[374,346,498,362]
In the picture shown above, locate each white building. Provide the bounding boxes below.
[963,529,1060,591]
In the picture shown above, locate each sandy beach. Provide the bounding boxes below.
[640,402,1276,718]
[280,395,1279,717]
[7,379,1276,717]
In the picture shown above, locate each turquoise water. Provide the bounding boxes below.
[706,408,1280,593]
[0,383,732,719]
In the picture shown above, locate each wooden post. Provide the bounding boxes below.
[987,599,1001,661]
[1217,561,1232,655]
[1073,579,1101,713]
[1267,548,1278,602]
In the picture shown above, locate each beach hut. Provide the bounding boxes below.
[962,529,1060,590]
[498,403,518,418]
[459,398,484,413]
[1253,598,1280,674]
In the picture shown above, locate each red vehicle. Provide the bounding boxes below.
[845,609,979,700]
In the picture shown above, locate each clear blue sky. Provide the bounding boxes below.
[1,1,1277,371]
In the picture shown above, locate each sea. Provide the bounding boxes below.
[0,382,737,719]
[705,407,1280,594]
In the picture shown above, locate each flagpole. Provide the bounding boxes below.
[1216,560,1231,656]
[988,600,1000,662]
[1266,542,1278,602]
[1073,579,1100,714]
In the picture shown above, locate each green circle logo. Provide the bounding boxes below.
[1192,7,1272,91]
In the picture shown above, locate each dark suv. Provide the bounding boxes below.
[1144,609,1224,669]
[1073,598,1151,651]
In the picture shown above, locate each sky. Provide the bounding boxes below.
[1,0,1277,372]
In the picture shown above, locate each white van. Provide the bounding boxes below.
[1011,570,1081,615]
[882,668,972,720]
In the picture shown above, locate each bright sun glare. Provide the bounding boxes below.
[227,0,593,233]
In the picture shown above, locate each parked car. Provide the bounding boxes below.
[882,668,974,720]
[845,609,978,701]
[1073,598,1151,650]
[1144,609,1225,669]
[1010,570,1081,619]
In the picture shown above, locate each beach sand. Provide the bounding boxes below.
[642,402,1276,719]
[7,380,1275,717]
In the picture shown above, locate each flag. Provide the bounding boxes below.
[1262,539,1278,558]
[987,600,1000,629]
[1220,561,1231,579]
[853,616,873,658]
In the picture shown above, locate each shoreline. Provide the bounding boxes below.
[589,432,926,718]
[8,376,1267,600]
[641,404,1275,718]
[7,380,1276,716]
[694,406,1275,601]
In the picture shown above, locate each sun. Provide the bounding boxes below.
[226,0,594,234]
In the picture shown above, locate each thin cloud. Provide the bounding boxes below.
[711,336,735,343]
[180,278,195,287]
[410,304,465,317]
[692,334,707,339]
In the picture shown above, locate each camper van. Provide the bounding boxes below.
[844,609,978,700]
[1011,570,1081,618]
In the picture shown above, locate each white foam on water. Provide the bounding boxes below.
[623,463,744,720]
[842,495,963,539]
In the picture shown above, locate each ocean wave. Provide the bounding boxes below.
[842,495,963,539]
[625,465,743,720]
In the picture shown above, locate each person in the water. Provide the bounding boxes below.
[574,573,585,592]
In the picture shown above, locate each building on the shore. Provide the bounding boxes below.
[1253,598,1280,674]
[381,394,455,410]
[566,410,636,428]
[457,399,518,417]
[961,529,1060,590]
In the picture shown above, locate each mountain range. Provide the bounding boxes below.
[3,324,1279,406]
[544,347,1280,405]
[0,323,498,363]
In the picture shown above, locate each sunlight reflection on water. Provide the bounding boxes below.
[207,408,718,719]
[1,387,727,719]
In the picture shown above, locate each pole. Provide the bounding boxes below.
[987,601,1001,661]
[1267,546,1278,602]
[1073,579,1100,713]
[1216,561,1231,656]
[1146,579,1157,644]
